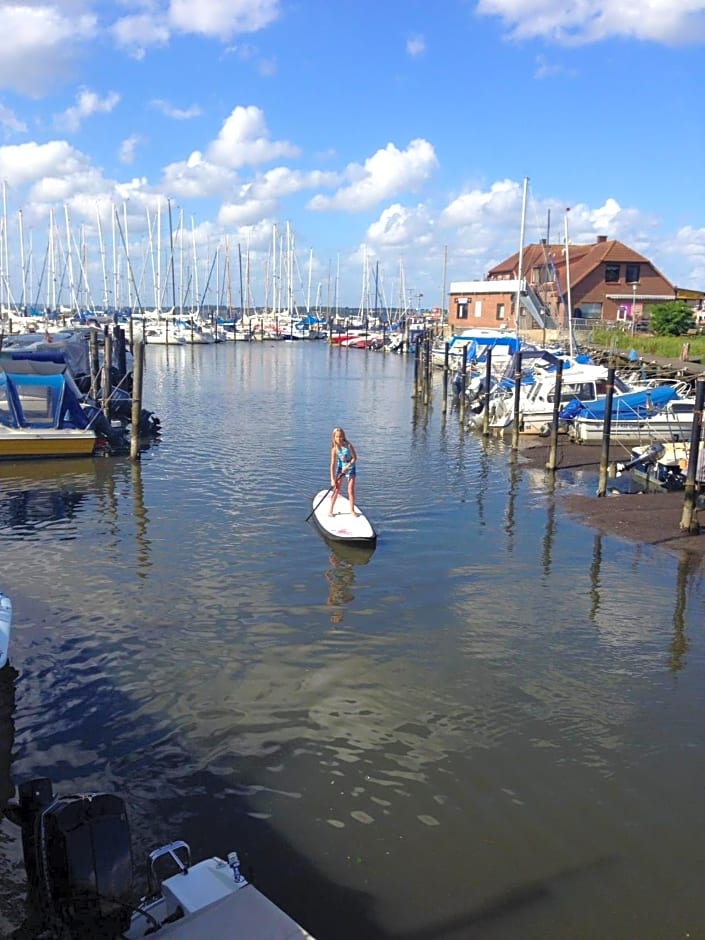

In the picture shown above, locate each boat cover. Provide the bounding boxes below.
[559,384,678,421]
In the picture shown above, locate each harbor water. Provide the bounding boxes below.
[1,341,704,939]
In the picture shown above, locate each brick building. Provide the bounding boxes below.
[448,236,678,333]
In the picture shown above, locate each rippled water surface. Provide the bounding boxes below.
[1,341,704,939]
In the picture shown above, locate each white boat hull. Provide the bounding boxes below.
[569,413,694,444]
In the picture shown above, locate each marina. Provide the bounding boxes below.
[0,341,704,939]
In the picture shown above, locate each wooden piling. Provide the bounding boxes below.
[459,344,468,423]
[102,332,113,422]
[482,350,492,436]
[546,360,564,471]
[511,352,523,450]
[115,326,127,384]
[130,341,145,461]
[679,378,705,533]
[89,329,100,400]
[596,365,616,496]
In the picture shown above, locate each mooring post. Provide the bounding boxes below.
[511,352,523,450]
[459,344,468,423]
[115,326,127,385]
[482,349,492,436]
[102,331,113,422]
[89,329,100,400]
[546,360,564,471]
[130,341,145,461]
[680,378,705,533]
[596,365,616,496]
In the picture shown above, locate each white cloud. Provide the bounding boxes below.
[0,4,98,95]
[476,0,705,45]
[0,104,27,135]
[111,12,171,58]
[168,0,281,39]
[161,150,236,198]
[150,100,203,120]
[308,139,438,212]
[218,195,278,227]
[441,178,522,229]
[366,203,433,249]
[666,226,705,287]
[55,89,120,133]
[206,105,299,169]
[406,35,426,57]
[0,140,91,189]
[119,135,143,165]
[218,167,337,227]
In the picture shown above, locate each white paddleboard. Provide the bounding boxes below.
[0,592,12,669]
[310,490,377,545]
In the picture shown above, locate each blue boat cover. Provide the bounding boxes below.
[560,385,678,421]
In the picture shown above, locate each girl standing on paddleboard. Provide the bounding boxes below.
[329,427,359,517]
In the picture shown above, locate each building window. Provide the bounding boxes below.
[605,264,620,283]
[456,299,468,320]
[625,263,640,283]
[474,300,482,318]
[531,266,541,285]
[496,303,505,320]
[576,302,602,319]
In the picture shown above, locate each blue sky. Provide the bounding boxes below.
[0,0,703,313]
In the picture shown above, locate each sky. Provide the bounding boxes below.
[0,0,704,314]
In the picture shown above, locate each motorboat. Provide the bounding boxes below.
[430,328,522,370]
[615,441,688,490]
[0,592,11,668]
[0,362,102,459]
[475,350,641,436]
[562,386,696,444]
[5,777,315,939]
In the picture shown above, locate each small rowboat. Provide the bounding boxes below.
[0,592,12,669]
[310,490,377,546]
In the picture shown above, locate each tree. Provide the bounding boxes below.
[647,301,694,336]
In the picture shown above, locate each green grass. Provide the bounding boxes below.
[587,327,705,359]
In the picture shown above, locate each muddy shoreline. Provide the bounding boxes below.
[517,440,705,557]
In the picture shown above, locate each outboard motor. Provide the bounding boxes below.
[5,778,134,937]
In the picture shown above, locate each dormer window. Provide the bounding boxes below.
[625,263,640,283]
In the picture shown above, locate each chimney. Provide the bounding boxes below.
[597,235,607,243]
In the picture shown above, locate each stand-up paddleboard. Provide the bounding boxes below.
[310,490,377,546]
[0,592,12,669]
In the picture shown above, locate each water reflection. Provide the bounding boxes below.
[131,461,152,579]
[0,459,115,536]
[542,476,557,578]
[504,454,521,548]
[589,533,603,623]
[324,540,375,623]
[670,550,700,673]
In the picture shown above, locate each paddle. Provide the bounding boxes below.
[305,470,345,522]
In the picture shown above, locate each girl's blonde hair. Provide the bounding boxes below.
[332,426,346,443]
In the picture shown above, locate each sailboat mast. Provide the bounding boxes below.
[440,244,448,328]
[564,208,574,357]
[238,242,244,319]
[513,176,529,335]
